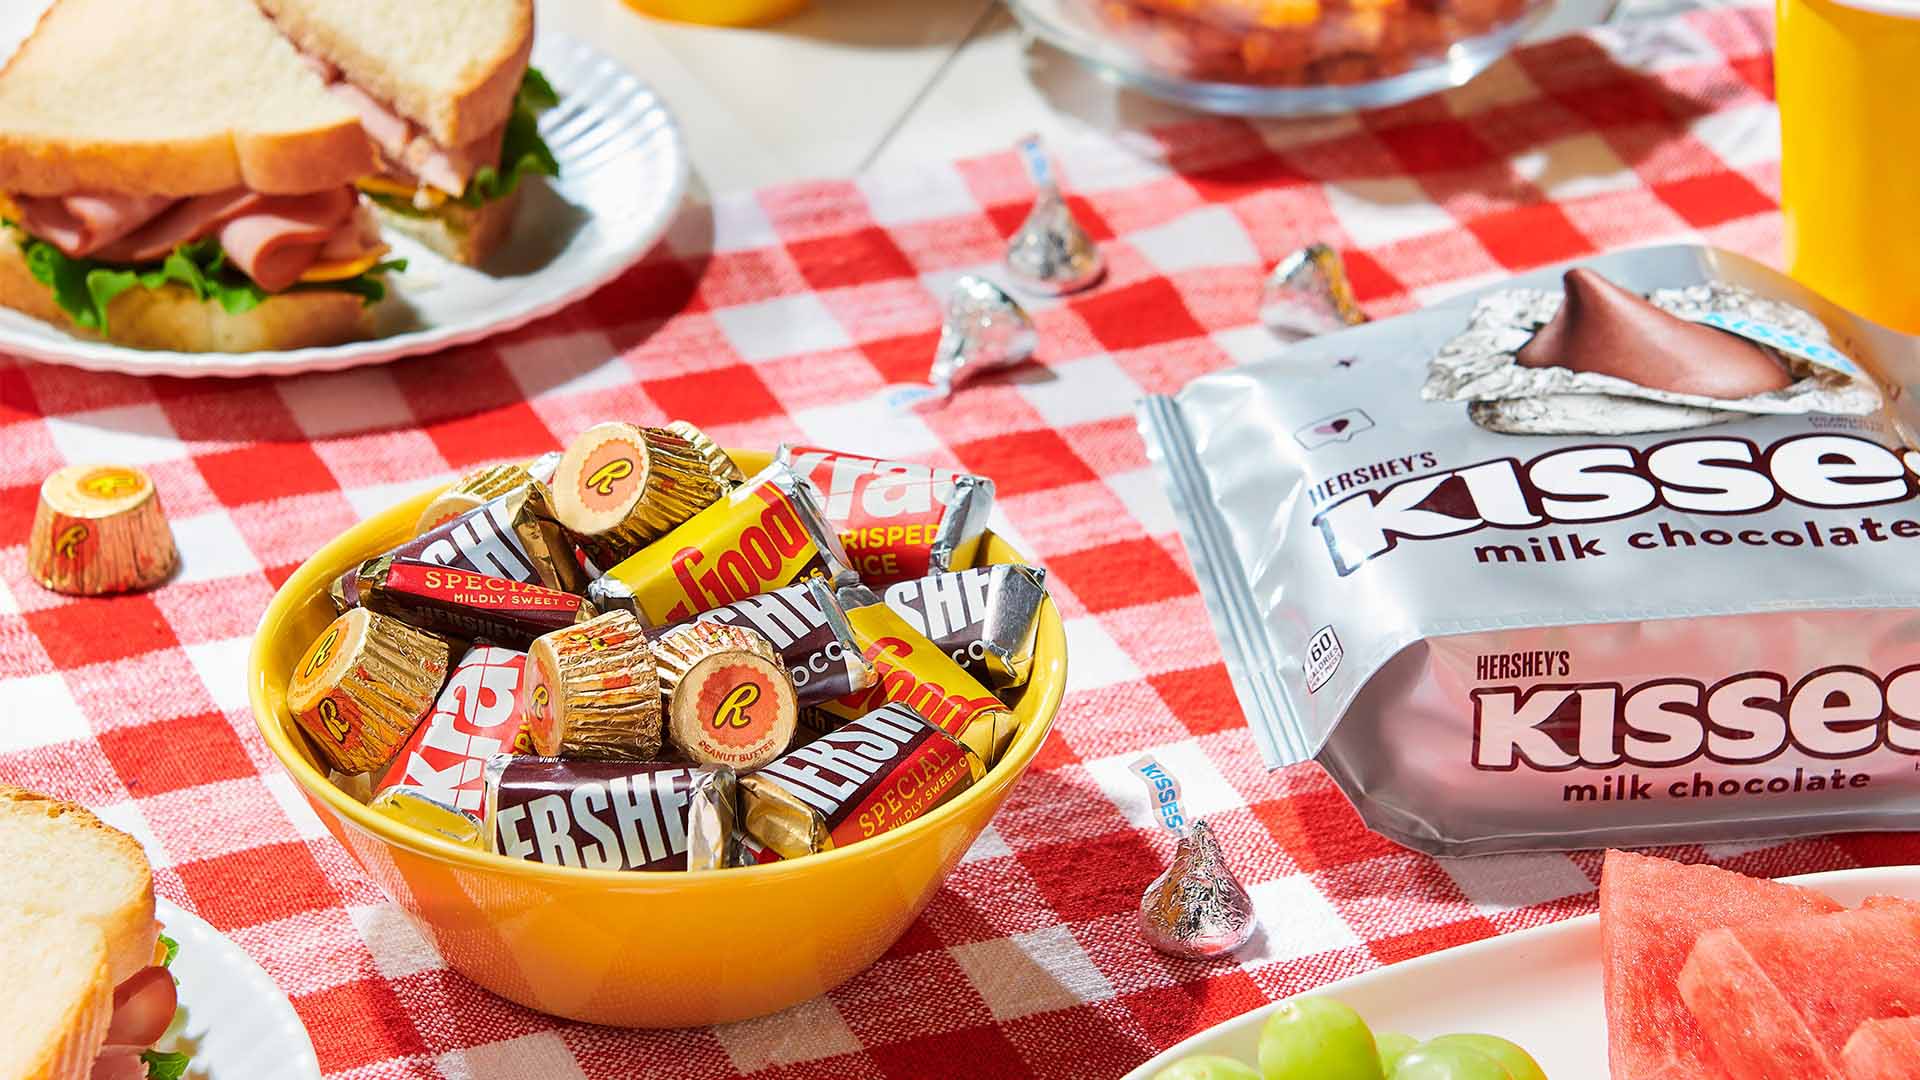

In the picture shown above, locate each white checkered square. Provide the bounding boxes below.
[350,903,445,981]
[0,671,90,752]
[1086,738,1244,834]
[45,404,183,467]
[93,798,166,868]
[169,510,264,584]
[1690,102,1780,171]
[1512,133,1639,201]
[1238,873,1365,966]
[182,637,256,714]
[438,1034,589,1080]
[1323,177,1458,247]
[1105,467,1179,538]
[500,328,624,400]
[713,994,860,1072]
[278,367,414,440]
[1014,356,1143,430]
[789,397,942,459]
[859,163,980,226]
[1440,852,1594,915]
[714,293,852,361]
[1060,617,1140,693]
[1127,205,1261,274]
[710,191,780,254]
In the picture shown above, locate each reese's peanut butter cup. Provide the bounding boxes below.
[28,464,177,595]
[334,481,587,610]
[520,610,663,760]
[587,462,855,625]
[348,556,596,648]
[821,585,1021,766]
[738,702,980,862]
[416,462,537,535]
[664,420,746,485]
[552,422,731,569]
[484,755,735,871]
[288,608,452,774]
[653,621,797,771]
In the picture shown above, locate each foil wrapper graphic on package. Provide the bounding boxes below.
[1426,267,1882,434]
[1139,244,1920,854]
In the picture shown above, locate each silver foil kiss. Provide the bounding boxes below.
[1139,820,1257,959]
[1261,243,1369,342]
[1005,136,1104,296]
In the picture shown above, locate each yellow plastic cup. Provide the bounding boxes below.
[621,0,808,26]
[249,450,1066,1027]
[1777,0,1920,333]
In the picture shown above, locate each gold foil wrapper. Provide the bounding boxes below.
[654,621,797,771]
[288,608,452,774]
[28,464,177,595]
[664,420,747,485]
[738,772,828,860]
[415,462,534,535]
[552,422,730,568]
[522,609,663,760]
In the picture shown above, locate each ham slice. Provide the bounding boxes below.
[92,189,261,264]
[90,1051,148,1080]
[11,193,175,258]
[103,964,177,1048]
[218,187,356,292]
[318,66,498,195]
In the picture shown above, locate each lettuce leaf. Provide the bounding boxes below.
[141,1050,190,1080]
[458,66,560,208]
[158,932,179,968]
[8,224,404,336]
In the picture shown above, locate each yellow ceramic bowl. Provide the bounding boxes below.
[248,451,1065,1027]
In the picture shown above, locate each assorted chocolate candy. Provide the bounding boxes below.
[287,423,1049,873]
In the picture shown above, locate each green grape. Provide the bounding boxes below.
[1422,1035,1545,1080]
[1151,1055,1263,1080]
[1389,1041,1513,1080]
[1256,997,1383,1080]
[1375,1033,1419,1073]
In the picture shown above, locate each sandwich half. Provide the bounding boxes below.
[0,787,184,1080]
[256,0,557,266]
[0,0,404,351]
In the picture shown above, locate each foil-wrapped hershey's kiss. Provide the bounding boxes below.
[1261,243,1369,341]
[1004,135,1104,296]
[887,274,1039,408]
[1139,820,1258,959]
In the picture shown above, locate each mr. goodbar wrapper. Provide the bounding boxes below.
[1139,244,1920,855]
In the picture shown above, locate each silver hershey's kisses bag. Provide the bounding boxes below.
[1139,244,1920,855]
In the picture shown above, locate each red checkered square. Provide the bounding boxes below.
[1369,918,1498,966]
[1256,789,1403,872]
[1047,538,1193,614]
[1151,663,1245,737]
[296,978,428,1071]
[194,442,339,506]
[642,365,783,426]
[178,840,338,927]
[870,1025,1032,1080]
[1469,201,1597,269]
[425,401,557,469]
[1123,972,1270,1052]
[1019,830,1161,924]
[951,428,1097,499]
[24,594,177,667]
[1073,278,1208,353]
[788,226,919,291]
[98,712,253,795]
[1655,170,1776,228]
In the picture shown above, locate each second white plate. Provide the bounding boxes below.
[0,28,689,378]
[158,897,320,1080]
[1123,864,1920,1079]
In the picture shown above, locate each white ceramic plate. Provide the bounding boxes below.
[1124,865,1920,1079]
[0,29,689,378]
[156,897,319,1080]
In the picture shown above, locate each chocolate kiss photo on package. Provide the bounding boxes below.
[1140,244,1920,855]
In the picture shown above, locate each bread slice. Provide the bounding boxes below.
[256,0,534,149]
[0,909,113,1080]
[369,186,520,267]
[0,232,376,352]
[0,787,157,986]
[0,0,375,196]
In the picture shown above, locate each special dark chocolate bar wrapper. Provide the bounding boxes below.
[1139,243,1920,855]
[333,481,587,610]
[484,756,734,871]
[349,557,596,648]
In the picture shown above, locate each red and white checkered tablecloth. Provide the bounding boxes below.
[2,7,1906,1077]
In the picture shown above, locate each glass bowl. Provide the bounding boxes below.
[1009,0,1551,115]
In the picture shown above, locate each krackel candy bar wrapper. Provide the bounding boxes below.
[1139,244,1920,855]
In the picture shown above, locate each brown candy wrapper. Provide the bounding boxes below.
[653,621,797,771]
[28,464,177,595]
[551,421,733,570]
[737,702,980,862]
[881,565,1047,690]
[334,481,587,609]
[644,575,873,709]
[821,585,1020,767]
[348,557,596,648]
[484,755,734,871]
[287,608,452,774]
[519,610,663,760]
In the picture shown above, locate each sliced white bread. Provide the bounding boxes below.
[369,186,520,267]
[0,909,113,1080]
[0,786,157,985]
[0,0,374,196]
[256,0,535,149]
[0,232,375,352]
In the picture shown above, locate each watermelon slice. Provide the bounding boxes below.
[1601,850,1843,1080]
[1679,903,1920,1080]
[1842,1018,1920,1080]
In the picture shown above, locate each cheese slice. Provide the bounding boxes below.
[356,175,450,210]
[298,245,391,283]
